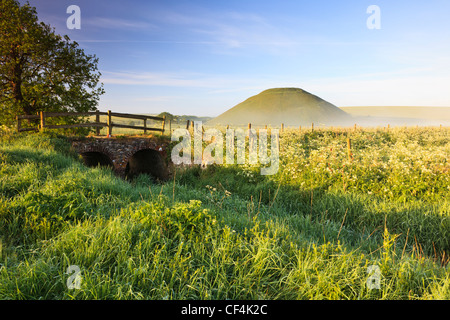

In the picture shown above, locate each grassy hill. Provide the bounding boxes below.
[208,88,352,127]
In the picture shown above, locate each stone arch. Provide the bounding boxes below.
[80,151,114,169]
[125,148,168,181]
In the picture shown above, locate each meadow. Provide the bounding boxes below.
[0,125,449,300]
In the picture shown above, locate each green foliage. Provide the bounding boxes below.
[175,127,450,259]
[0,0,104,128]
[0,130,449,300]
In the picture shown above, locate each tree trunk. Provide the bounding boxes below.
[10,50,35,116]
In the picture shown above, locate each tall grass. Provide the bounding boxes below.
[0,128,449,299]
[177,127,450,260]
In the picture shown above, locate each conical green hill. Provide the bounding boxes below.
[208,88,351,126]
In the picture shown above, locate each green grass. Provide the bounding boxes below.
[0,127,449,300]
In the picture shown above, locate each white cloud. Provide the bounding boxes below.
[100,66,450,108]
[155,9,301,53]
[83,17,157,30]
[100,70,263,88]
[101,71,206,87]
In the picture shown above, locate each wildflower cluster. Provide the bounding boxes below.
[277,127,449,202]
[206,184,232,208]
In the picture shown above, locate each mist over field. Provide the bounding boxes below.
[203,88,450,129]
[341,106,450,128]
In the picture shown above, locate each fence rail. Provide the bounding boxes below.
[16,110,166,136]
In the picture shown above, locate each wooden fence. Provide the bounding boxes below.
[16,110,166,136]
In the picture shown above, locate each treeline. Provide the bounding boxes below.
[157,112,212,124]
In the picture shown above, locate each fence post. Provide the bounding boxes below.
[16,116,21,132]
[247,123,252,152]
[40,111,45,132]
[311,123,314,132]
[186,120,190,130]
[162,115,166,134]
[95,110,100,136]
[347,138,352,162]
[107,110,112,137]
[281,123,284,134]
[143,119,147,135]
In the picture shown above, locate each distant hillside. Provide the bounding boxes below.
[341,107,450,126]
[207,88,351,126]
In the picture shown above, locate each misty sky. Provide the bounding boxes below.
[19,0,450,116]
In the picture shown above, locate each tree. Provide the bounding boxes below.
[158,112,175,122]
[0,0,104,126]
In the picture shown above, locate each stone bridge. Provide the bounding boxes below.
[70,136,171,181]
